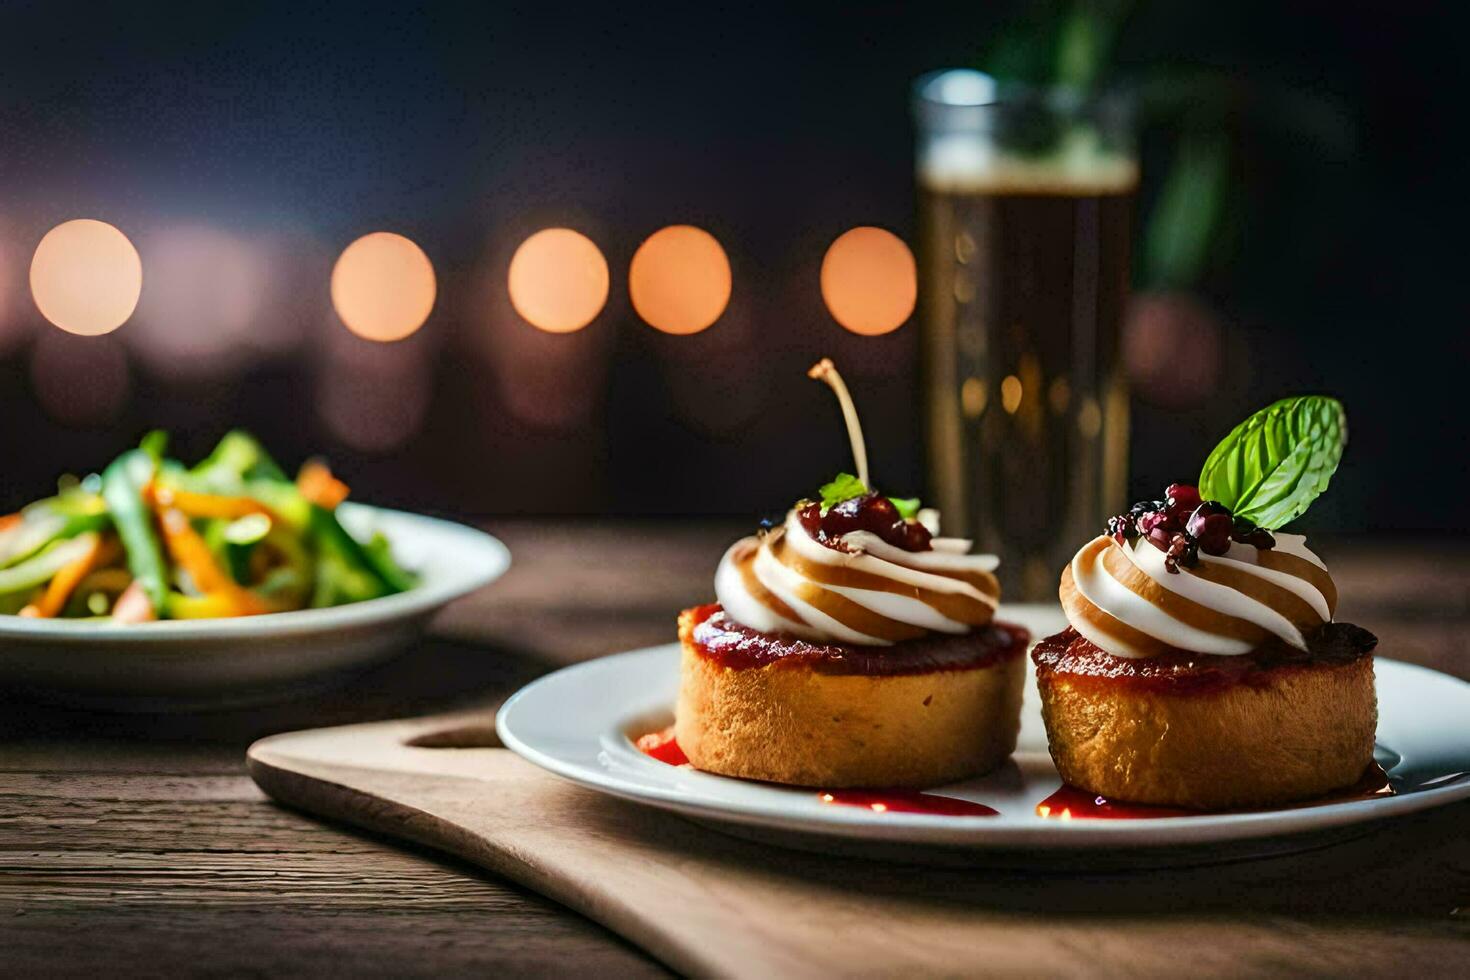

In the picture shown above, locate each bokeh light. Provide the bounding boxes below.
[330,231,436,341]
[0,226,29,355]
[131,225,268,376]
[1124,292,1223,408]
[819,226,916,336]
[1001,374,1023,414]
[508,228,609,333]
[629,225,730,335]
[30,219,143,336]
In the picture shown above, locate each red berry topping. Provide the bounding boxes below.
[1231,516,1276,550]
[797,494,932,553]
[1138,510,1171,537]
[1163,531,1199,573]
[1110,483,1273,563]
[1187,501,1234,556]
[1164,483,1202,521]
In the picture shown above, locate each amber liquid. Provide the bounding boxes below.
[917,179,1135,600]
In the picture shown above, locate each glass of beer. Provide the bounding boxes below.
[913,69,1137,601]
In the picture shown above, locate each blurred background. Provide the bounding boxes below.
[0,1,1462,532]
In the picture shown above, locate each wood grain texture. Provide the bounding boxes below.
[0,766,664,976]
[247,715,1470,978]
[3,523,1468,977]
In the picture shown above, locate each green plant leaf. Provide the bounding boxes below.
[1141,128,1228,289]
[818,473,867,512]
[888,497,921,521]
[1198,396,1347,529]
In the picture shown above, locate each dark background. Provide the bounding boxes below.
[0,2,1463,532]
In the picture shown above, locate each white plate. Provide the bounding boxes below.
[498,604,1470,858]
[0,503,510,709]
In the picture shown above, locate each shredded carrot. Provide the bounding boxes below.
[19,535,118,618]
[0,513,21,533]
[297,460,350,510]
[155,507,271,616]
[151,485,277,522]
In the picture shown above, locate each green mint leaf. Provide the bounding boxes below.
[1198,396,1347,529]
[888,497,921,521]
[818,473,867,511]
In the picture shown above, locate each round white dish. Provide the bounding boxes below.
[497,604,1470,856]
[0,503,510,708]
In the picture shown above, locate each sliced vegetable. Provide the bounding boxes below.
[223,513,272,546]
[3,430,414,621]
[152,485,277,522]
[112,579,157,623]
[155,507,271,617]
[101,450,170,615]
[139,429,169,462]
[190,430,288,486]
[297,459,350,510]
[20,534,116,618]
[0,533,100,598]
[360,530,416,594]
[0,495,109,569]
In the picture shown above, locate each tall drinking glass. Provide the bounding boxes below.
[913,70,1137,601]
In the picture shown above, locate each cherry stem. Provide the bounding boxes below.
[808,358,869,490]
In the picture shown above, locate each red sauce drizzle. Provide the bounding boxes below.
[634,726,689,766]
[818,790,998,817]
[634,729,996,815]
[1036,763,1394,820]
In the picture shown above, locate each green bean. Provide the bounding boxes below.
[101,449,170,614]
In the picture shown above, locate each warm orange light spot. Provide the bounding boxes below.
[330,232,436,342]
[820,226,916,336]
[629,225,731,335]
[1001,374,1023,414]
[30,219,142,336]
[507,228,609,333]
[961,377,987,418]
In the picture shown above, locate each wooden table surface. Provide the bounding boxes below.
[3,522,1468,977]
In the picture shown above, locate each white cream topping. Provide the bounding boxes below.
[713,507,1001,645]
[1071,542,1250,657]
[1064,532,1336,659]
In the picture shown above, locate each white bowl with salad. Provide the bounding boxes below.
[0,432,509,707]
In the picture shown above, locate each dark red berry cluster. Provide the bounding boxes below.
[797,494,933,553]
[1107,483,1274,573]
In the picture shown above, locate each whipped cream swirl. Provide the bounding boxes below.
[715,508,1001,646]
[1061,532,1338,659]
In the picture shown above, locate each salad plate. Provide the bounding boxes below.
[0,504,509,708]
[497,604,1470,857]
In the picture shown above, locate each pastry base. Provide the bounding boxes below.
[675,609,1026,788]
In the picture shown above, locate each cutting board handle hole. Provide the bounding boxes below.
[404,723,502,749]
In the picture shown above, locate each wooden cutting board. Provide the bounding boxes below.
[247,711,1470,978]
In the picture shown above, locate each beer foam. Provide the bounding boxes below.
[919,133,1138,195]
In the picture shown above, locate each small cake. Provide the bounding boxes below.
[674,360,1029,788]
[1034,396,1378,810]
